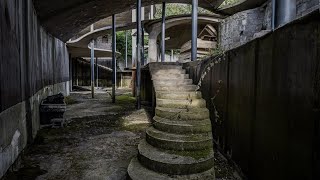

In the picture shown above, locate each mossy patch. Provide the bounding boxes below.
[116,94,136,104]
[168,148,212,160]
[119,123,150,133]
[65,96,78,105]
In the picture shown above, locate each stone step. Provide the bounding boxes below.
[155,107,210,121]
[146,127,213,151]
[154,84,197,92]
[156,91,202,100]
[153,116,212,134]
[152,73,189,80]
[137,140,214,175]
[153,79,193,86]
[152,69,186,75]
[149,64,183,70]
[156,98,206,108]
[128,157,216,180]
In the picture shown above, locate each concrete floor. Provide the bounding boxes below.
[3,88,241,180]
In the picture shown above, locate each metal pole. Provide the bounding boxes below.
[191,0,198,61]
[90,40,95,98]
[142,27,145,66]
[112,14,116,103]
[125,30,128,68]
[136,0,142,109]
[171,50,173,62]
[161,2,166,62]
[272,0,276,30]
[96,57,99,88]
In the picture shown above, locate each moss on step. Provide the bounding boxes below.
[168,148,213,160]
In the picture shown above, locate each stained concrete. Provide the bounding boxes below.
[2,88,241,180]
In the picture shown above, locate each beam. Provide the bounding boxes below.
[191,0,198,61]
[136,0,142,109]
[161,2,166,62]
[112,14,116,103]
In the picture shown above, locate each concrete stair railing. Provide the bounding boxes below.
[128,63,216,180]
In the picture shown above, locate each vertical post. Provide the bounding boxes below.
[161,2,166,62]
[69,54,73,92]
[171,50,173,62]
[76,59,79,86]
[191,0,198,61]
[90,40,95,98]
[125,30,128,68]
[136,0,142,109]
[96,57,99,88]
[272,0,276,30]
[142,27,145,65]
[112,14,116,103]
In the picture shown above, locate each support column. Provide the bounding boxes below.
[191,0,198,61]
[275,0,296,27]
[136,0,142,109]
[161,2,166,62]
[125,30,128,68]
[142,27,145,65]
[96,57,99,88]
[90,40,95,98]
[112,14,117,103]
[171,50,173,62]
[148,31,158,62]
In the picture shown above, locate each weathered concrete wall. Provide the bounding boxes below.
[184,11,320,180]
[0,0,70,177]
[220,0,320,51]
[297,0,320,17]
[220,5,267,51]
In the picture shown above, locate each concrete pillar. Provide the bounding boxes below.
[148,31,158,62]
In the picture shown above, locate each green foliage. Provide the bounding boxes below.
[116,31,132,61]
[219,0,240,7]
[116,31,149,61]
[154,3,212,19]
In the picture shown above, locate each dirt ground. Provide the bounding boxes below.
[3,88,242,180]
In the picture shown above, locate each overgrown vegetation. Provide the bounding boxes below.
[154,3,213,19]
[219,0,241,8]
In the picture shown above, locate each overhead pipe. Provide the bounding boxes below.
[191,0,198,61]
[275,0,296,27]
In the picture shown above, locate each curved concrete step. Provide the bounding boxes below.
[152,73,189,80]
[153,116,212,134]
[156,91,202,100]
[149,64,182,70]
[146,127,213,151]
[153,79,193,86]
[152,69,186,75]
[128,157,216,180]
[137,140,214,175]
[157,98,206,108]
[155,107,210,121]
[154,84,197,92]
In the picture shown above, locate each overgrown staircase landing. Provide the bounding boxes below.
[128,63,215,180]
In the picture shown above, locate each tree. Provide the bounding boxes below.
[116,31,132,61]
[154,3,212,19]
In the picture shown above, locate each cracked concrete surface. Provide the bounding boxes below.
[3,88,241,180]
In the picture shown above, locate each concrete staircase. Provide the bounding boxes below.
[128,63,215,180]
